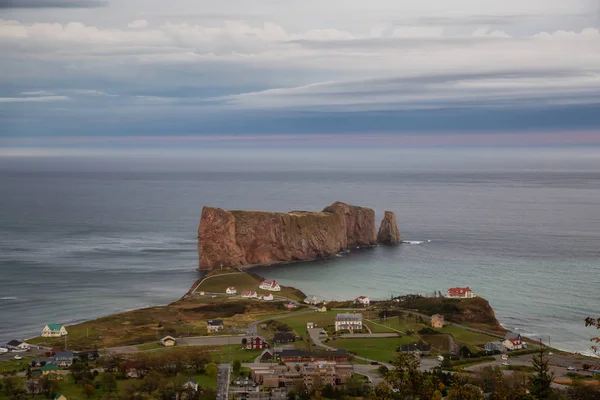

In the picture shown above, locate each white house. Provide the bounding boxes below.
[241,290,258,299]
[355,296,370,306]
[502,338,524,351]
[259,280,281,291]
[226,286,237,295]
[183,377,199,392]
[41,324,68,337]
[304,296,319,305]
[446,287,476,299]
[6,340,29,351]
[261,293,274,301]
[334,313,363,332]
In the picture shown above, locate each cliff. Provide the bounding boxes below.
[377,211,402,244]
[198,202,379,270]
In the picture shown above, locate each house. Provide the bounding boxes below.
[502,338,524,351]
[207,320,224,333]
[198,291,205,296]
[284,302,297,310]
[241,290,258,299]
[31,358,53,367]
[485,341,506,353]
[124,359,141,378]
[317,306,327,313]
[431,314,445,328]
[41,363,59,376]
[334,313,363,332]
[6,340,29,351]
[74,350,99,361]
[398,344,431,355]
[160,335,176,347]
[355,296,370,306]
[183,377,199,392]
[259,280,281,291]
[273,332,295,344]
[446,287,476,299]
[226,286,237,295]
[304,296,319,305]
[53,351,74,367]
[262,293,274,301]
[41,324,68,337]
[259,349,274,362]
[55,394,67,400]
[248,336,269,350]
[307,322,314,329]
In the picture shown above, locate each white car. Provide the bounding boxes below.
[567,366,575,371]
[502,362,510,366]
[0,348,8,354]
[548,352,553,355]
[14,355,23,360]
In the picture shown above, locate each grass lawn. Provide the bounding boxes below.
[439,325,498,350]
[197,272,304,301]
[328,336,416,364]
[0,354,38,374]
[136,342,164,351]
[273,311,336,339]
[191,373,217,388]
[209,345,261,364]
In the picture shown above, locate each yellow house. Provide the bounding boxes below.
[431,314,445,328]
[160,335,176,347]
[55,394,68,400]
[41,324,68,337]
[41,364,59,376]
[317,306,327,313]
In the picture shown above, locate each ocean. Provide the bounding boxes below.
[0,148,599,355]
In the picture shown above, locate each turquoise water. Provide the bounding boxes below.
[0,150,598,355]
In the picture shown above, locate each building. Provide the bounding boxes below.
[317,306,327,313]
[446,287,476,299]
[273,332,295,344]
[53,351,74,367]
[160,335,176,347]
[241,290,258,299]
[355,296,370,306]
[334,313,363,331]
[183,377,199,392]
[398,344,431,355]
[207,320,224,333]
[485,341,506,353]
[262,293,274,301]
[259,280,281,291]
[226,286,237,295]
[124,359,141,378]
[304,296,319,305]
[307,322,314,329]
[259,349,274,362]
[31,358,53,367]
[278,349,350,363]
[6,340,30,351]
[252,362,353,390]
[502,338,524,351]
[284,302,297,310]
[41,363,59,376]
[431,314,445,328]
[41,324,68,337]
[54,395,67,400]
[74,350,99,361]
[248,336,269,350]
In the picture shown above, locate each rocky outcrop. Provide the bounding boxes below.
[377,211,402,244]
[198,202,379,270]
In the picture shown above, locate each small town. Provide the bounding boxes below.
[1,271,598,400]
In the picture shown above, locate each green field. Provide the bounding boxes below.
[197,272,305,301]
[439,325,498,349]
[327,337,416,364]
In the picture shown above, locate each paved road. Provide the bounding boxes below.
[216,363,231,400]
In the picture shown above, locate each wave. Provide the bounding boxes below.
[1,297,17,300]
[404,240,431,245]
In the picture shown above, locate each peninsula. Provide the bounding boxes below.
[197,201,402,270]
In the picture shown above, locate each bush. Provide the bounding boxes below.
[418,328,440,335]
[378,365,389,375]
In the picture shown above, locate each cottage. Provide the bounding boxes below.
[53,351,74,367]
[226,286,237,295]
[41,324,68,337]
[334,313,363,332]
[259,348,274,362]
[207,320,224,333]
[183,377,199,392]
[304,296,319,305]
[248,336,269,350]
[259,280,281,291]
[160,335,177,347]
[6,340,30,351]
[124,359,141,378]
[241,290,258,299]
[355,296,370,306]
[54,394,67,400]
[317,306,327,313]
[273,332,295,344]
[41,363,59,376]
[284,302,297,310]
[262,293,274,301]
[446,287,476,299]
[431,314,445,328]
[502,338,523,351]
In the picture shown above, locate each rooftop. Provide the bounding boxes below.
[335,313,362,321]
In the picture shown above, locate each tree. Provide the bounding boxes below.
[205,362,219,379]
[102,372,117,393]
[70,361,93,384]
[585,317,599,355]
[529,342,555,400]
[40,375,61,398]
[82,383,95,399]
[241,338,248,345]
[385,351,425,398]
[447,374,484,400]
[187,348,211,373]
[233,359,242,374]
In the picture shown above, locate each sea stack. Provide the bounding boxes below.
[197,202,378,270]
[377,211,402,245]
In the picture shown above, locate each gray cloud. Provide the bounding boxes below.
[0,0,107,8]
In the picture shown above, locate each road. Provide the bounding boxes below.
[216,364,231,400]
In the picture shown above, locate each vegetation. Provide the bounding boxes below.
[197,271,305,301]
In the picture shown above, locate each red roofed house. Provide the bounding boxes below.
[502,337,524,351]
[355,296,370,306]
[241,291,258,299]
[248,336,269,350]
[259,280,281,292]
[446,287,476,299]
[226,286,237,295]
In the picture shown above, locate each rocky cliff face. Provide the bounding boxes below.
[322,202,377,247]
[377,211,402,244]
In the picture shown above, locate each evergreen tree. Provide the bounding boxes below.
[529,341,555,399]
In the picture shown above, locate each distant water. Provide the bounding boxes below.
[0,150,599,355]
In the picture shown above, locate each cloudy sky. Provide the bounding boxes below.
[1,0,600,150]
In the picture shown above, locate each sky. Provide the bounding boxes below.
[1,0,600,152]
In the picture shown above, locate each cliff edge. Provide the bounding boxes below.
[377,211,402,244]
[198,202,380,270]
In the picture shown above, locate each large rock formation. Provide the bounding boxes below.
[198,202,379,270]
[377,211,402,244]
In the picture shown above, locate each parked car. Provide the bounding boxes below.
[14,355,23,360]
[567,366,575,371]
